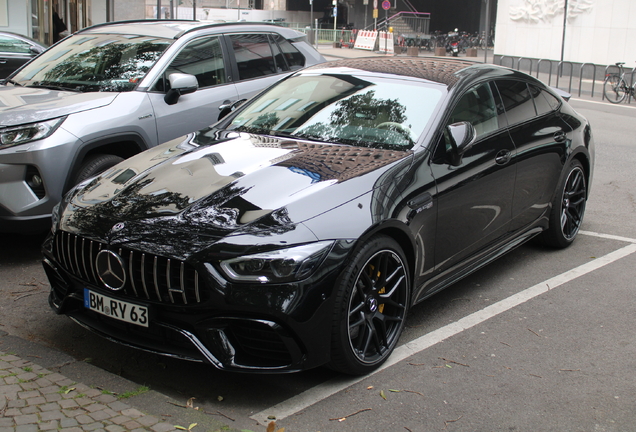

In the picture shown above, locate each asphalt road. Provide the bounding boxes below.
[1,97,635,432]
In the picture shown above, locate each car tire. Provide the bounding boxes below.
[73,154,124,185]
[540,159,587,248]
[328,235,410,375]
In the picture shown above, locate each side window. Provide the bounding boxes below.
[229,33,277,80]
[530,84,560,115]
[271,34,306,70]
[154,36,226,91]
[449,82,499,139]
[495,80,537,125]
[268,35,289,73]
[434,82,499,163]
[0,36,32,54]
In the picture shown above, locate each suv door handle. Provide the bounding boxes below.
[218,100,235,111]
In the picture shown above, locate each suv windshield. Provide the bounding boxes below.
[11,33,171,92]
[227,73,443,150]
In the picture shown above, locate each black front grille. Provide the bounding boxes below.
[54,231,204,305]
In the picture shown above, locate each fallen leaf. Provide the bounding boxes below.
[380,390,387,400]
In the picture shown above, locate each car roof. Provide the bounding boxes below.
[302,57,532,90]
[76,20,303,40]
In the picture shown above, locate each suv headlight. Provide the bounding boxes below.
[0,118,65,150]
[219,241,334,283]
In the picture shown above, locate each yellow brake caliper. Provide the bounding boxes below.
[369,264,385,313]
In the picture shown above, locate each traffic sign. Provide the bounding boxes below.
[382,0,391,10]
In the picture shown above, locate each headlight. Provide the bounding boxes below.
[219,241,334,283]
[50,202,61,235]
[0,118,65,150]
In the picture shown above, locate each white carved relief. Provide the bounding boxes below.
[510,0,593,22]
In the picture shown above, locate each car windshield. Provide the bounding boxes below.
[10,33,171,92]
[227,73,444,150]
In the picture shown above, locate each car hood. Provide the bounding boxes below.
[59,130,412,244]
[0,86,118,126]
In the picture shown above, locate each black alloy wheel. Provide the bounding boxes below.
[329,235,409,375]
[541,159,587,248]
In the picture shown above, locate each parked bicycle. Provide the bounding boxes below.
[603,62,635,104]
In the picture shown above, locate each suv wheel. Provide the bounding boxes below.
[73,154,124,185]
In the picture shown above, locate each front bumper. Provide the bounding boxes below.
[0,129,79,233]
[42,231,347,373]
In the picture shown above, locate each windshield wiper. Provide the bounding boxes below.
[3,79,22,86]
[26,84,81,92]
[270,130,333,144]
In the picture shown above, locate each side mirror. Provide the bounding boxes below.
[164,73,198,105]
[29,45,45,55]
[218,99,247,120]
[446,121,476,166]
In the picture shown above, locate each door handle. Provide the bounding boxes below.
[408,192,433,211]
[495,149,512,165]
[218,100,235,111]
[554,130,566,142]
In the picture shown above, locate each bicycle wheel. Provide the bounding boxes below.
[604,74,627,103]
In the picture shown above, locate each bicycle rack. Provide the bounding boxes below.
[491,55,629,103]
[602,64,621,102]
[537,59,553,86]
[497,56,514,69]
[556,62,574,94]
[578,63,597,98]
[517,57,533,76]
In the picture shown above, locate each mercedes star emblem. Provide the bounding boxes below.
[95,249,127,291]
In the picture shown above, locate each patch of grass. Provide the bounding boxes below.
[118,385,149,399]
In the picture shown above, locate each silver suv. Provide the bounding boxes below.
[0,20,325,233]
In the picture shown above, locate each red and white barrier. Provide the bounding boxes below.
[354,30,378,51]
[378,31,394,54]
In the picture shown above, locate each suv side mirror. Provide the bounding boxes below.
[164,73,198,105]
[446,121,476,166]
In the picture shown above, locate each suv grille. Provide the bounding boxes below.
[54,231,203,305]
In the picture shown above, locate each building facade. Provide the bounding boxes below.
[495,0,635,66]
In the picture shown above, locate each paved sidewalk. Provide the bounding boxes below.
[0,350,180,432]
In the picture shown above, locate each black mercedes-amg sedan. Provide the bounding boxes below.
[43,57,594,375]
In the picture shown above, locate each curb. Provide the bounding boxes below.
[0,333,244,432]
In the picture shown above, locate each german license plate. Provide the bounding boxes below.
[84,289,149,327]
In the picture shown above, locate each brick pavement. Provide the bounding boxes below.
[0,351,179,432]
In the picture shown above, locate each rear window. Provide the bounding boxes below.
[272,34,305,70]
[229,33,277,80]
[495,80,537,125]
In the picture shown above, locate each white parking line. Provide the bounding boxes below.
[250,232,636,425]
